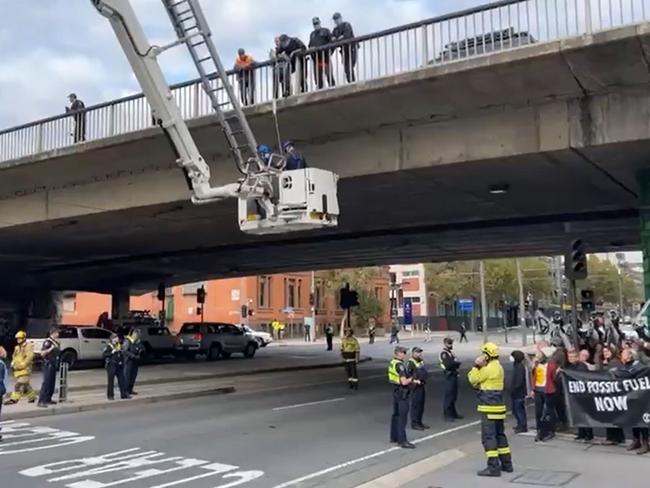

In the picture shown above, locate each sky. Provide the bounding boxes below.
[0,0,487,129]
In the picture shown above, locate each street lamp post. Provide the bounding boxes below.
[479,260,488,343]
[516,258,527,347]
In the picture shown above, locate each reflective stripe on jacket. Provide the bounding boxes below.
[467,360,506,419]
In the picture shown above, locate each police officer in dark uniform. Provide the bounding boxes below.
[325,324,334,351]
[388,346,416,448]
[123,328,144,396]
[440,337,463,421]
[37,328,60,408]
[103,334,129,400]
[407,347,429,430]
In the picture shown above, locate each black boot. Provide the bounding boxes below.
[500,453,514,473]
[477,467,501,477]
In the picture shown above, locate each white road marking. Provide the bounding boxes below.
[353,448,466,488]
[271,420,481,488]
[0,423,94,455]
[272,397,345,411]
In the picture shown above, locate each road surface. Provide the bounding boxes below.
[0,337,493,488]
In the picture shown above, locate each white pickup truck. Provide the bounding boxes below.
[29,326,112,368]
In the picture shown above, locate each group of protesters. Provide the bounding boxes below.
[509,310,650,455]
[234,12,358,104]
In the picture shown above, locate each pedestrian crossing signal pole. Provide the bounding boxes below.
[565,239,588,348]
[479,261,488,343]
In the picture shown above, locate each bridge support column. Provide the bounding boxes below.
[111,290,130,321]
[639,170,650,304]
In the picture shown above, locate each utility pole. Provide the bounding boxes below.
[516,259,527,347]
[480,260,488,343]
[569,278,579,347]
[311,270,317,341]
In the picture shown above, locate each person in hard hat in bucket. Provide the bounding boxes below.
[4,331,37,405]
[468,342,513,477]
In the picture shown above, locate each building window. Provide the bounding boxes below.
[182,282,204,295]
[403,270,420,277]
[315,281,324,309]
[285,278,297,308]
[258,276,271,308]
[62,293,76,313]
[297,279,303,308]
[374,287,382,299]
[410,296,421,303]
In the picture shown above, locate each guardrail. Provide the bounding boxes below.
[0,0,648,163]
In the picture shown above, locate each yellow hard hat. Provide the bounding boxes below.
[15,330,27,340]
[481,342,499,358]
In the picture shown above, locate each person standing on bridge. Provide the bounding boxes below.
[388,345,415,448]
[37,328,61,408]
[4,331,36,405]
[277,34,308,93]
[66,93,86,143]
[309,17,336,89]
[341,328,360,389]
[332,12,357,83]
[234,48,256,106]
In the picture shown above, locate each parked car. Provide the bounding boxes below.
[175,322,259,360]
[29,326,112,368]
[119,325,177,361]
[241,325,272,347]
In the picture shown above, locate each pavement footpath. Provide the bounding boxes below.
[358,429,650,488]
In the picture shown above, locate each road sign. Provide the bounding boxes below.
[458,298,473,312]
[403,298,413,326]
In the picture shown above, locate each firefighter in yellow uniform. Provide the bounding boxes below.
[5,331,37,405]
[468,342,513,477]
[341,329,360,389]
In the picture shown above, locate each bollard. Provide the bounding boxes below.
[58,362,69,403]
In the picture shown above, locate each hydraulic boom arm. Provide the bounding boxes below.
[91,0,339,235]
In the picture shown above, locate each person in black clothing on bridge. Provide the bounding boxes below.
[277,34,307,93]
[332,12,357,82]
[309,17,335,89]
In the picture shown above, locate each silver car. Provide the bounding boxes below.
[175,322,258,360]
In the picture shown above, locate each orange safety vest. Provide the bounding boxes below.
[235,55,254,69]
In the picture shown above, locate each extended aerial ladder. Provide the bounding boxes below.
[91,0,339,235]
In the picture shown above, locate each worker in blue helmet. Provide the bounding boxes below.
[257,144,272,165]
[283,141,307,170]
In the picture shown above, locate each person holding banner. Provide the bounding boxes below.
[468,342,513,477]
[620,348,650,455]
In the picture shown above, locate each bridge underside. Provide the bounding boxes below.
[0,140,643,293]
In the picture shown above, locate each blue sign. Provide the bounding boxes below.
[458,298,474,312]
[403,298,413,326]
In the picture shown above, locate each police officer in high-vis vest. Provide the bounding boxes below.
[407,347,429,430]
[341,329,360,389]
[37,328,61,408]
[388,346,416,449]
[468,342,513,477]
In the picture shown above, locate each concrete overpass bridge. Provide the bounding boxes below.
[0,0,649,303]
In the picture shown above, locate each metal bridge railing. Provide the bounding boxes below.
[1,0,648,163]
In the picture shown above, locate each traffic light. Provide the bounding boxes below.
[197,286,206,304]
[581,289,595,312]
[241,304,248,318]
[565,239,588,280]
[157,283,165,302]
[339,284,359,309]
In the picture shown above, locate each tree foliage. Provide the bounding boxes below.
[581,255,642,306]
[425,258,553,305]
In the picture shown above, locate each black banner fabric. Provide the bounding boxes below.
[561,367,650,428]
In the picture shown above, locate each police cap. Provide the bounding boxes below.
[412,347,423,353]
[394,346,408,354]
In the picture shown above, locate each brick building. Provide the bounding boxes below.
[62,271,391,336]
